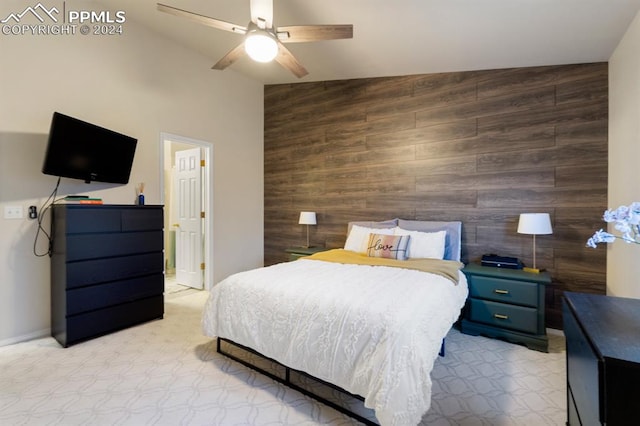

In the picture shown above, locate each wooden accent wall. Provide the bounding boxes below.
[264,63,608,328]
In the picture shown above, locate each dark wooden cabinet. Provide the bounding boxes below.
[461,263,550,352]
[51,204,164,347]
[564,292,640,425]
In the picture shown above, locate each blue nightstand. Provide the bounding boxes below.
[461,263,551,352]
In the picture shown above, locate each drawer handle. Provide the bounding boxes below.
[494,313,509,320]
[494,289,510,295]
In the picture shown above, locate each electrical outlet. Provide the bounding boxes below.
[4,205,23,219]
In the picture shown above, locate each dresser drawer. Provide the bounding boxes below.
[66,274,164,315]
[468,275,539,307]
[64,207,122,234]
[67,252,163,288]
[66,231,163,261]
[122,208,163,231]
[65,295,163,346]
[468,299,538,334]
[63,206,163,234]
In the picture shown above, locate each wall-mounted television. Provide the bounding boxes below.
[42,112,137,184]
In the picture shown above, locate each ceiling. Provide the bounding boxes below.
[106,0,640,85]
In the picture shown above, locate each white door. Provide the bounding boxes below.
[174,147,203,289]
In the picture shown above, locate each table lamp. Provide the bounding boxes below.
[517,213,553,273]
[298,211,317,248]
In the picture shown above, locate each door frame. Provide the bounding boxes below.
[159,132,214,291]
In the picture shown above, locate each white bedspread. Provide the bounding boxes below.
[202,257,468,426]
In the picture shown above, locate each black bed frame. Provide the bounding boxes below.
[216,337,446,425]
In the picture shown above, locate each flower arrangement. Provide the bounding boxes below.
[587,202,640,248]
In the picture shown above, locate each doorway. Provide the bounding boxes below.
[159,133,214,294]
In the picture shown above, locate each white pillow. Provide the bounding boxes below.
[344,225,395,253]
[393,227,446,259]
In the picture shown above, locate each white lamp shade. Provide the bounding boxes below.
[298,211,317,225]
[517,213,553,235]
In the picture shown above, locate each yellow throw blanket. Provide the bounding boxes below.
[304,249,463,285]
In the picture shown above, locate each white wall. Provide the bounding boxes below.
[607,10,640,298]
[0,1,264,345]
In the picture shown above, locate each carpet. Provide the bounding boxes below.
[0,291,566,425]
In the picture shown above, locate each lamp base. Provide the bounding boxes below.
[523,267,544,274]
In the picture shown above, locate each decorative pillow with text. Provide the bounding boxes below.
[344,225,395,253]
[366,234,410,260]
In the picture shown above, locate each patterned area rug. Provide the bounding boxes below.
[0,291,566,425]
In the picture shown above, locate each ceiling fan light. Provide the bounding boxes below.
[245,32,278,63]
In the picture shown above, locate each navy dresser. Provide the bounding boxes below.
[50,204,164,347]
[564,292,640,425]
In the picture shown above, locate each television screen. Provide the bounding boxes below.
[42,112,137,184]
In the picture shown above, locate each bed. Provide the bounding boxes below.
[202,219,468,426]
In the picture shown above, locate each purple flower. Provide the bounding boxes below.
[629,202,640,225]
[603,209,617,222]
[588,202,640,248]
[586,229,616,248]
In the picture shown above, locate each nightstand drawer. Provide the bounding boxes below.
[468,275,539,307]
[468,299,538,334]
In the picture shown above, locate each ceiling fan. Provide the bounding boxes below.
[157,0,353,78]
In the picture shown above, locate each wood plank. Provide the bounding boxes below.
[416,169,554,192]
[478,101,607,133]
[416,125,555,160]
[366,79,477,121]
[556,75,608,106]
[367,119,477,149]
[554,269,606,295]
[367,191,478,210]
[415,207,526,224]
[325,144,415,169]
[477,65,566,99]
[325,113,416,143]
[416,86,555,127]
[366,156,478,179]
[477,63,607,99]
[555,120,607,145]
[412,70,481,96]
[365,75,421,99]
[265,106,366,141]
[478,188,606,208]
[265,80,368,115]
[556,165,607,188]
[555,206,607,229]
[477,141,607,172]
[264,129,325,152]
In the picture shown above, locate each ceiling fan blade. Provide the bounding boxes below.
[157,3,246,35]
[250,0,273,29]
[276,25,353,43]
[274,41,308,78]
[212,43,247,70]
